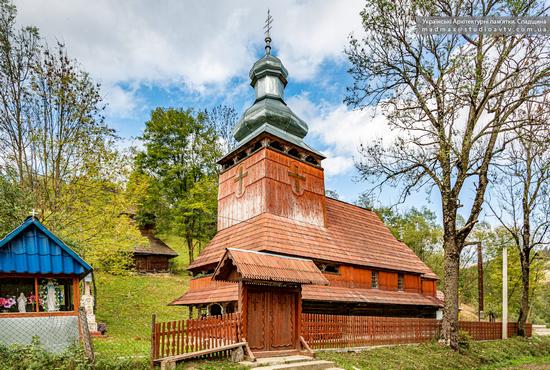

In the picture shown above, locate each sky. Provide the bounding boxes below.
[15,0,445,215]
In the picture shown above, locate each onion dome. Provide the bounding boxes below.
[232,31,312,151]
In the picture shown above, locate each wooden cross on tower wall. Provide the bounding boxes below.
[288,164,306,195]
[234,166,248,196]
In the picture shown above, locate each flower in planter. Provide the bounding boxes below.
[27,293,43,307]
[0,297,16,309]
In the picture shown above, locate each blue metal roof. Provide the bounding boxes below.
[0,217,92,276]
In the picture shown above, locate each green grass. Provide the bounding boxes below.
[93,271,191,359]
[317,336,550,370]
[157,234,203,272]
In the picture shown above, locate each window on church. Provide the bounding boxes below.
[324,265,339,274]
[288,148,300,158]
[398,273,404,290]
[371,271,379,288]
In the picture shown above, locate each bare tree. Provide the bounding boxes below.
[488,99,550,336]
[0,0,39,183]
[0,0,113,222]
[346,0,549,349]
[29,43,110,217]
[204,104,239,155]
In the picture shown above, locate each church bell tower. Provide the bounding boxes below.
[217,14,326,230]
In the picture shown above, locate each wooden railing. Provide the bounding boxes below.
[301,314,440,349]
[301,314,532,349]
[151,313,242,361]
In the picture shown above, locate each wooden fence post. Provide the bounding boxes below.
[79,306,95,362]
[151,313,157,369]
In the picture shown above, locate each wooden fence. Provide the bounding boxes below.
[301,314,440,349]
[301,314,532,349]
[151,312,242,361]
[151,313,533,361]
[459,321,531,340]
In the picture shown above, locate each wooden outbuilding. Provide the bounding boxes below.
[171,34,443,356]
[133,226,178,273]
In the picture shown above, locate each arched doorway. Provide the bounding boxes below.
[208,303,223,316]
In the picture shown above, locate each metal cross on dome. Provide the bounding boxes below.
[264,9,273,55]
[264,9,273,38]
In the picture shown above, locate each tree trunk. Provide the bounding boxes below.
[442,236,460,350]
[186,235,194,264]
[517,251,530,336]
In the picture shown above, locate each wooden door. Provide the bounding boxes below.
[246,287,298,352]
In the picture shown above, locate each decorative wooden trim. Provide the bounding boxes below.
[296,287,302,349]
[34,277,39,313]
[73,278,80,311]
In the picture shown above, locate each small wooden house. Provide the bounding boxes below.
[171,37,443,356]
[0,217,92,352]
[133,226,178,273]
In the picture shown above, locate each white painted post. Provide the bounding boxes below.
[502,245,508,339]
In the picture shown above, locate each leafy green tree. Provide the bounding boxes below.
[356,195,442,262]
[458,226,548,326]
[0,171,31,236]
[136,108,221,264]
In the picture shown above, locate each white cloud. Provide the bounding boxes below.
[322,155,355,177]
[102,83,141,118]
[15,0,364,88]
[287,94,395,177]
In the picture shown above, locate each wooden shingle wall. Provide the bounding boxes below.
[217,148,326,230]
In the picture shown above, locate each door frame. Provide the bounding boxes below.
[239,282,302,353]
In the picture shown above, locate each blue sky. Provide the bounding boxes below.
[15,0,456,220]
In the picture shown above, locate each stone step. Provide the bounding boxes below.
[253,360,336,370]
[241,355,315,368]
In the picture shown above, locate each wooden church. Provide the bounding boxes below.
[171,30,442,355]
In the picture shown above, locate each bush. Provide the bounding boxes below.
[458,330,472,352]
[0,338,92,370]
[0,338,149,370]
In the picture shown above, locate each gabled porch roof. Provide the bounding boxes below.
[212,248,329,286]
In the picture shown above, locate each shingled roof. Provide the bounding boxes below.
[170,281,442,307]
[189,198,437,279]
[133,227,178,257]
[213,248,329,285]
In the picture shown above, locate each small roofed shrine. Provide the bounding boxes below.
[0,216,92,351]
[171,16,443,356]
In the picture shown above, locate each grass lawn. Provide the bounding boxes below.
[316,336,550,370]
[93,271,190,360]
[157,234,204,272]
